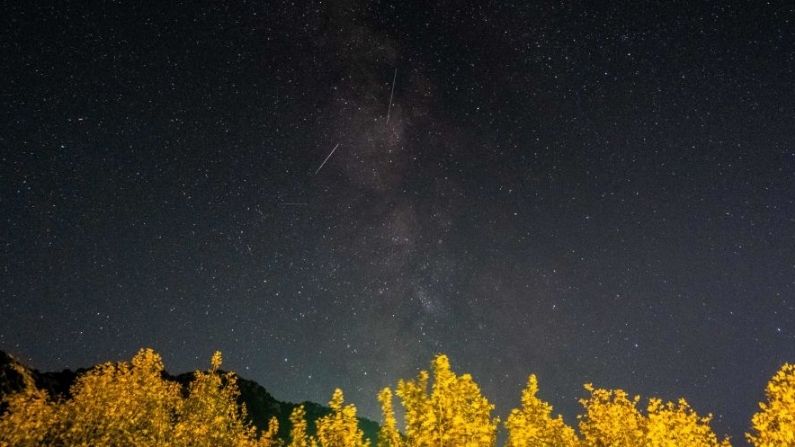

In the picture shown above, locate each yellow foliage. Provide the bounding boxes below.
[578,384,645,447]
[0,349,772,447]
[289,405,310,447]
[315,388,370,447]
[0,348,278,447]
[395,354,498,447]
[257,417,283,447]
[505,374,579,447]
[747,363,795,447]
[646,398,730,447]
[59,348,184,446]
[173,350,258,447]
[578,383,730,447]
[0,364,58,447]
[377,387,402,447]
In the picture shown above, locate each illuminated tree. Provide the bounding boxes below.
[395,354,498,447]
[646,398,731,447]
[0,363,58,447]
[257,417,284,447]
[289,405,311,447]
[505,374,579,447]
[59,348,183,446]
[0,348,297,446]
[394,368,428,446]
[747,363,795,447]
[174,351,257,447]
[578,383,731,447]
[578,384,645,447]
[377,387,402,447]
[315,388,370,447]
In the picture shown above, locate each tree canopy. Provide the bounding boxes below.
[2,349,793,447]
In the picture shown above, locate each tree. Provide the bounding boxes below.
[578,384,645,447]
[174,351,258,447]
[0,363,58,447]
[747,363,795,447]
[646,398,731,447]
[0,348,289,447]
[315,388,370,447]
[578,383,731,447]
[376,387,402,447]
[289,405,311,447]
[505,374,579,447]
[59,348,183,446]
[395,354,498,447]
[257,417,283,447]
[394,368,429,447]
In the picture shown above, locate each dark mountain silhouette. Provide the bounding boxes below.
[0,350,379,442]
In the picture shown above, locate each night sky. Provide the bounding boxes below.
[1,1,793,444]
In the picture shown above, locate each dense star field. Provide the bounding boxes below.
[1,1,792,444]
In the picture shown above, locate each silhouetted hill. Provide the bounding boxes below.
[169,371,380,441]
[0,351,83,399]
[0,351,379,442]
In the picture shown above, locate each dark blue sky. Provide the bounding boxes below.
[1,1,793,444]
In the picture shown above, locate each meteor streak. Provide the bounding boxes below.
[314,143,340,175]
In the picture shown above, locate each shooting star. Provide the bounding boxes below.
[314,143,340,175]
[385,68,397,127]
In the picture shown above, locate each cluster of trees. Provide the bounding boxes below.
[0,349,281,446]
[1,349,794,447]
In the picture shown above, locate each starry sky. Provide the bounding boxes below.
[1,1,793,444]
